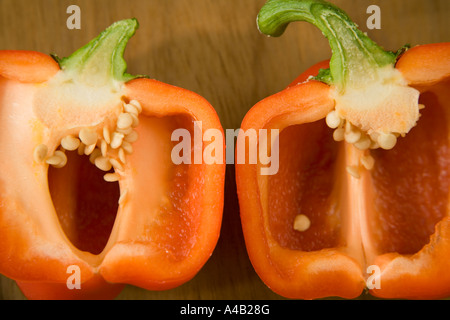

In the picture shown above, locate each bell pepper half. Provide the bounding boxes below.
[0,19,225,299]
[236,0,450,299]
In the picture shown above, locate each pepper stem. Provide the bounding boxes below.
[54,18,140,87]
[257,0,396,92]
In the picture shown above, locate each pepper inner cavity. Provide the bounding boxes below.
[48,150,119,255]
[40,99,142,254]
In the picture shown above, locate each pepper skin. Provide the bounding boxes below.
[0,19,225,300]
[236,0,450,300]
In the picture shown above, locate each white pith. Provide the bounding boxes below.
[325,66,422,177]
[33,71,124,130]
[32,73,142,183]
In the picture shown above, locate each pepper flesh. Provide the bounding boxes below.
[237,0,450,299]
[0,19,225,300]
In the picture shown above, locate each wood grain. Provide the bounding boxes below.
[0,0,449,300]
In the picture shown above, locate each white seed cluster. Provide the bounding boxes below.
[326,110,402,151]
[33,100,142,183]
[325,105,423,179]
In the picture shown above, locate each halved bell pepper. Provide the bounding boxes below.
[0,19,225,299]
[236,0,450,299]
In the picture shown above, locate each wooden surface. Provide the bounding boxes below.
[0,0,449,300]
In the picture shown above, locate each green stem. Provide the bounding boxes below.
[257,0,396,92]
[54,18,140,87]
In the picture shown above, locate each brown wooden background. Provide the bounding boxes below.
[0,0,449,300]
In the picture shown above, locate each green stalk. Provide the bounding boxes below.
[257,0,397,92]
[53,18,141,87]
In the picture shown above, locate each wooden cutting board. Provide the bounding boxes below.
[0,0,449,300]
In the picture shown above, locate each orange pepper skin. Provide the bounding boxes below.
[369,43,450,299]
[236,43,450,300]
[16,277,125,300]
[0,49,225,300]
[0,50,60,83]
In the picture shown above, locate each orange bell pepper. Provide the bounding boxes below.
[0,19,224,299]
[236,0,450,299]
